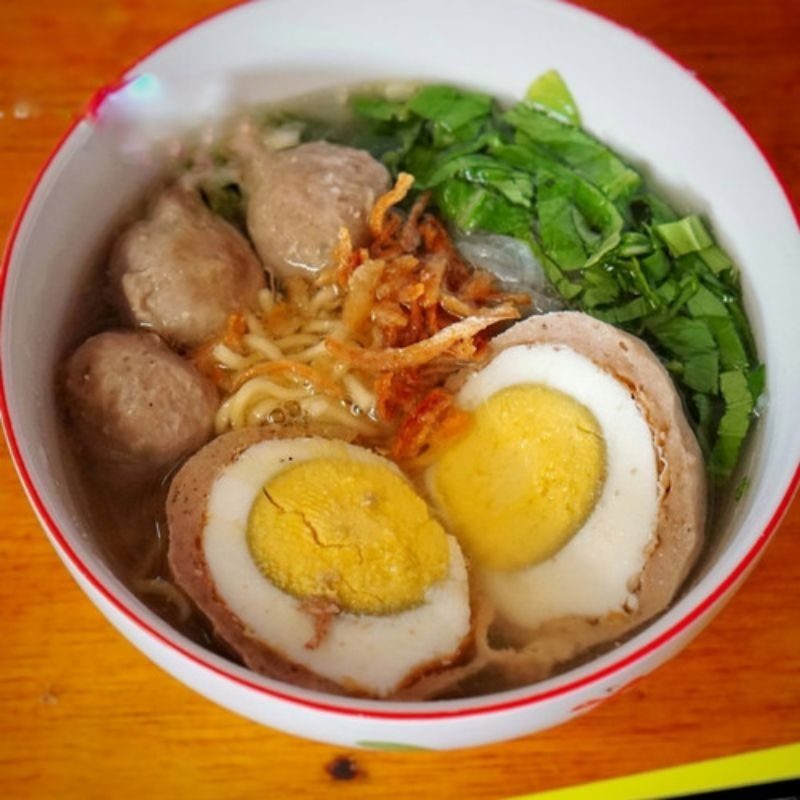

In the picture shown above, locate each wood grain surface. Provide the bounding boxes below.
[1,1,798,798]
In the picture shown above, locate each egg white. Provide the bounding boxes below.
[436,343,660,630]
[202,436,471,698]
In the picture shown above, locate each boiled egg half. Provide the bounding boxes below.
[426,341,660,630]
[187,435,471,698]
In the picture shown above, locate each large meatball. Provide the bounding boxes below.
[63,330,218,480]
[109,185,266,349]
[241,141,391,280]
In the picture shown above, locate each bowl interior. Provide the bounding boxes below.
[2,0,799,726]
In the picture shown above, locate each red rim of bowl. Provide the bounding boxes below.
[1,0,799,722]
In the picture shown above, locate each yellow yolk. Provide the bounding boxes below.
[429,383,606,571]
[247,457,449,615]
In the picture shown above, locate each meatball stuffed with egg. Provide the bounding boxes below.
[166,425,473,699]
[420,310,707,688]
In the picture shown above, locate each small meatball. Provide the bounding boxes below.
[109,185,266,349]
[242,141,391,279]
[63,330,218,480]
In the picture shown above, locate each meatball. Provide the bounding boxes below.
[63,330,218,480]
[241,141,391,280]
[109,185,266,349]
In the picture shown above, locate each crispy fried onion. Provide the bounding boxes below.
[325,307,516,372]
[192,172,529,459]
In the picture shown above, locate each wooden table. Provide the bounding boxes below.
[1,1,797,797]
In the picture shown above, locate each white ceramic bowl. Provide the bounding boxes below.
[2,0,798,750]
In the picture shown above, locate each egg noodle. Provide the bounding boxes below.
[191,174,529,461]
[131,521,197,624]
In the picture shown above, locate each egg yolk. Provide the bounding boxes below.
[247,458,449,615]
[429,383,606,571]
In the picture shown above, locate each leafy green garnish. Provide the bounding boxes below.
[338,74,763,484]
[504,105,641,201]
[710,370,757,481]
[405,85,494,130]
[525,69,581,126]
[199,181,246,231]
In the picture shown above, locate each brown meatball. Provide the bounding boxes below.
[63,330,218,480]
[242,141,391,279]
[109,185,266,349]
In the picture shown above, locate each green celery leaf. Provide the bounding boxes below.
[748,363,766,401]
[655,280,679,305]
[640,247,671,284]
[534,171,623,270]
[630,193,679,227]
[666,273,701,314]
[571,178,623,265]
[700,244,734,275]
[707,316,749,371]
[691,392,715,456]
[617,232,653,258]
[709,370,756,481]
[647,315,717,358]
[593,296,653,325]
[623,257,662,308]
[535,174,588,269]
[727,298,760,362]
[430,115,487,149]
[525,69,581,126]
[655,214,714,256]
[646,315,721,392]
[682,283,749,371]
[433,178,530,237]
[682,352,720,395]
[351,95,409,122]
[347,119,424,171]
[686,283,730,317]
[406,85,493,130]
[463,164,533,207]
[504,104,641,200]
[492,140,564,175]
[413,152,533,206]
[580,265,621,307]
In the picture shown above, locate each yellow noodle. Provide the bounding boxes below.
[274,332,321,351]
[309,284,341,313]
[214,398,236,434]
[288,341,333,364]
[134,577,194,623]
[243,310,267,337]
[212,342,252,370]
[210,277,382,438]
[257,288,276,314]
[341,372,377,415]
[305,318,339,334]
[303,395,378,435]
[241,333,284,360]
[247,398,285,424]
[231,378,310,414]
